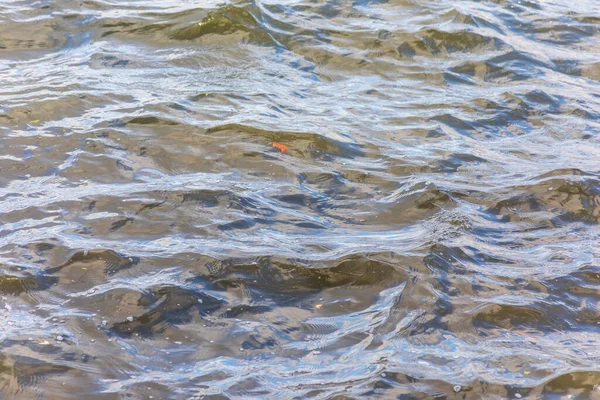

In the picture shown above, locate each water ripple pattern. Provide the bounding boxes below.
[1,0,600,398]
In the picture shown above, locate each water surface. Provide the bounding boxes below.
[1,0,600,398]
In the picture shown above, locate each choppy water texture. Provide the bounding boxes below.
[1,0,600,398]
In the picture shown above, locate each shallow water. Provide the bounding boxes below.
[1,0,600,398]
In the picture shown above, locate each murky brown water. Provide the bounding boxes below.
[1,0,600,398]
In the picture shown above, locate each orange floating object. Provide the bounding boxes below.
[272,142,288,152]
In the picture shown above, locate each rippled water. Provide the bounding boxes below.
[1,0,600,398]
